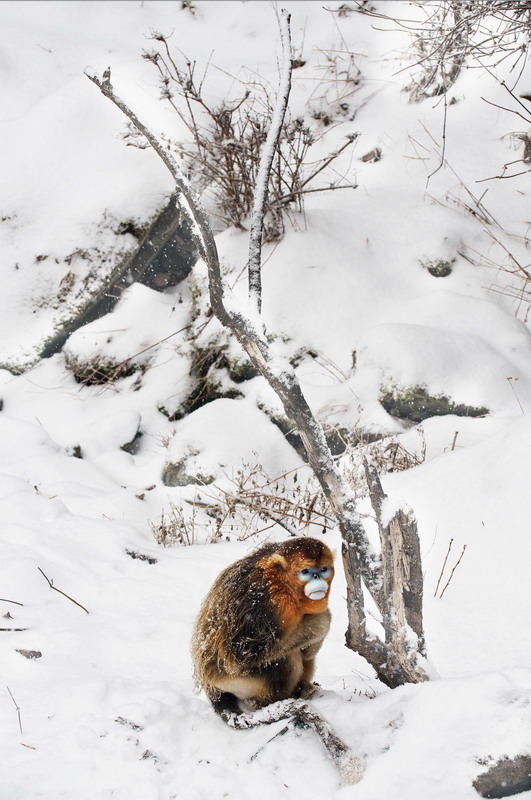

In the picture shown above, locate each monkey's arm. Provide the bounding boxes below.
[278,610,331,658]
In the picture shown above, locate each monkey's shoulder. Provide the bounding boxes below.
[213,556,283,666]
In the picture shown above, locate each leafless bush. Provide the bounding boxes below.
[207,462,334,537]
[340,429,426,493]
[137,33,358,241]
[151,502,204,546]
[366,430,426,473]
[64,353,146,386]
[360,1,531,101]
[307,45,361,126]
[152,432,426,549]
[151,462,334,546]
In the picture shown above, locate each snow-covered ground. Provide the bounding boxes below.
[1,2,531,798]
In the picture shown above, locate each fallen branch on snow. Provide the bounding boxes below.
[38,567,90,614]
[223,698,364,785]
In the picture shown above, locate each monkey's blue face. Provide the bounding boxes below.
[298,566,332,600]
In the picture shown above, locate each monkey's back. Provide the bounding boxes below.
[192,543,282,686]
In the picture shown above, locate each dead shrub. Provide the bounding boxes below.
[360,1,531,101]
[150,461,334,546]
[64,353,146,386]
[135,33,358,241]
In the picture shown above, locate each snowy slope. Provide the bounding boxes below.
[1,2,531,798]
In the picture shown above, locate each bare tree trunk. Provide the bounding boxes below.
[86,9,429,687]
[362,459,427,686]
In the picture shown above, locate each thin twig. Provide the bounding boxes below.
[439,544,467,598]
[427,91,448,184]
[298,135,359,190]
[95,323,195,394]
[0,628,28,632]
[278,182,357,204]
[38,568,90,614]
[0,598,24,607]
[6,687,22,735]
[507,377,525,415]
[249,721,293,761]
[477,165,531,183]
[434,538,453,597]
[481,95,531,125]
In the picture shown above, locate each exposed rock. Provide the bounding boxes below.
[162,456,215,487]
[9,194,199,371]
[125,549,158,565]
[474,755,531,798]
[121,431,143,455]
[16,649,42,660]
[225,355,259,383]
[380,384,488,424]
[420,257,455,278]
[161,379,243,422]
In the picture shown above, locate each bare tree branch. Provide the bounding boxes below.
[38,567,90,614]
[248,9,292,313]
[87,10,428,688]
[86,66,377,590]
[6,686,22,735]
[226,698,363,785]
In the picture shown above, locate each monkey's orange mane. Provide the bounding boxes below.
[259,548,333,630]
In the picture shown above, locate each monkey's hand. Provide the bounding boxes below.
[295,680,321,700]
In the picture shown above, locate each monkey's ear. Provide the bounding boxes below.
[263,553,288,571]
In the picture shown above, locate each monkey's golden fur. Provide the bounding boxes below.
[191,537,334,716]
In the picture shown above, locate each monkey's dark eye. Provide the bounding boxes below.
[298,568,312,582]
[320,566,331,578]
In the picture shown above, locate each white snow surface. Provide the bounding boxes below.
[1,2,531,798]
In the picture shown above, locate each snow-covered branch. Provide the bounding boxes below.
[226,698,364,785]
[247,8,292,313]
[87,10,428,688]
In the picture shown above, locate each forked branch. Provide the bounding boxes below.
[87,9,428,688]
[226,698,364,785]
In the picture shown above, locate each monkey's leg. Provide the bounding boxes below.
[208,675,272,720]
[210,691,243,717]
[244,655,303,708]
[296,650,323,698]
